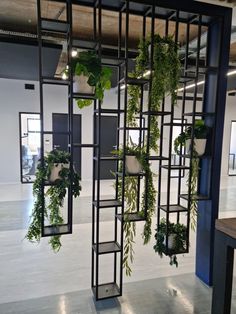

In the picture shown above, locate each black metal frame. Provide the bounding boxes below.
[36,0,231,300]
[37,0,74,237]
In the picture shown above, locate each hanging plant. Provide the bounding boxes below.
[26,150,81,252]
[153,218,187,267]
[112,141,156,275]
[127,39,149,127]
[63,51,112,109]
[174,120,209,229]
[149,34,181,152]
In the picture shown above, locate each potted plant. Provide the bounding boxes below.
[153,218,187,267]
[112,143,156,276]
[174,120,209,157]
[64,50,112,109]
[26,150,81,252]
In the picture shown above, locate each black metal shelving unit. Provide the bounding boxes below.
[37,0,231,299]
[37,0,76,237]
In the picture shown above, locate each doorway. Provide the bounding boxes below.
[52,113,82,177]
[19,112,41,183]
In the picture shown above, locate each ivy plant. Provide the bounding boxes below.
[153,218,187,267]
[26,150,81,252]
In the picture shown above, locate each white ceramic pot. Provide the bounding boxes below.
[186,138,207,156]
[125,155,142,175]
[73,74,95,94]
[49,163,69,182]
[164,234,176,250]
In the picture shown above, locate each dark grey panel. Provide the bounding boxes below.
[0,40,62,80]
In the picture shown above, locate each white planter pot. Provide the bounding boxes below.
[73,74,95,94]
[186,138,207,156]
[164,234,176,250]
[125,155,142,175]
[49,163,69,182]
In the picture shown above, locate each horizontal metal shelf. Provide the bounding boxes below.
[142,111,171,116]
[120,77,149,85]
[93,199,122,208]
[118,127,148,130]
[43,224,71,237]
[92,283,121,300]
[93,156,121,161]
[41,19,69,34]
[72,38,98,50]
[163,123,192,127]
[94,109,124,114]
[116,212,146,222]
[116,171,146,177]
[71,92,96,99]
[42,77,69,85]
[183,112,215,117]
[161,165,190,170]
[102,56,126,66]
[73,143,98,148]
[159,204,188,213]
[148,156,169,161]
[162,246,188,256]
[180,194,210,201]
[42,131,71,135]
[92,241,121,254]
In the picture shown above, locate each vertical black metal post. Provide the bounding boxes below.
[196,9,232,285]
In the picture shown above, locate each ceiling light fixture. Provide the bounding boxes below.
[71,50,78,57]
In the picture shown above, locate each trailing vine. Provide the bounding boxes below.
[26,150,81,252]
[188,157,200,231]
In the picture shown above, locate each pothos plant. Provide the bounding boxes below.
[113,142,156,276]
[153,218,187,267]
[64,50,112,109]
[26,150,81,252]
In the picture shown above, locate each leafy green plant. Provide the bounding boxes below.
[174,120,209,155]
[173,120,209,230]
[65,51,112,109]
[153,218,187,267]
[149,35,181,152]
[26,150,81,252]
[113,142,156,275]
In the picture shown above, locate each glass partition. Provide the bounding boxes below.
[19,112,41,183]
[228,121,236,176]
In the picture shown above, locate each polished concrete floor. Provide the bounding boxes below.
[0,177,236,313]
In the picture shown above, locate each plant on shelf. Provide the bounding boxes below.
[153,218,187,267]
[127,35,180,152]
[174,120,209,229]
[149,34,181,152]
[112,140,156,275]
[26,150,81,252]
[174,120,209,157]
[64,50,112,109]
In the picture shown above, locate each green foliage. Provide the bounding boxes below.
[153,218,187,267]
[174,120,209,155]
[114,142,156,275]
[149,35,181,152]
[187,158,200,231]
[26,150,81,252]
[70,51,112,108]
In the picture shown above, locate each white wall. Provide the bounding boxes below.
[221,95,236,177]
[0,76,235,183]
[0,78,120,184]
